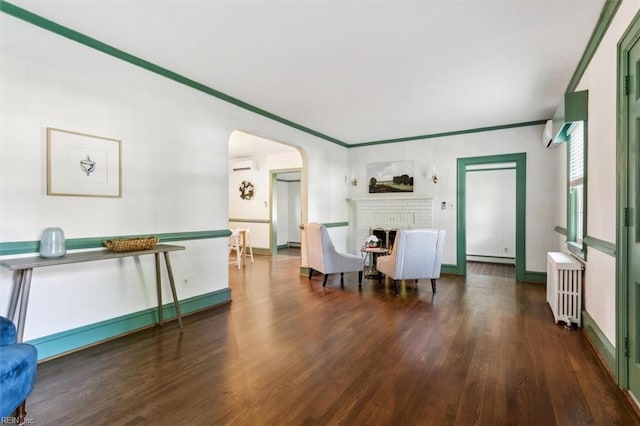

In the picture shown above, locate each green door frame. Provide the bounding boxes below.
[456,153,527,281]
[616,10,640,388]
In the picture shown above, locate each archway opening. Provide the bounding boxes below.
[228,130,307,262]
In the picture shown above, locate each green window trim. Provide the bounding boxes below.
[563,92,588,260]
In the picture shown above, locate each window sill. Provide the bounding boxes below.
[567,241,586,260]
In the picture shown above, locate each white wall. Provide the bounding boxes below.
[466,169,516,260]
[0,14,350,340]
[348,125,560,272]
[554,1,640,345]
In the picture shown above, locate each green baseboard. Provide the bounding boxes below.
[440,264,460,275]
[582,309,617,378]
[28,288,231,361]
[523,271,547,283]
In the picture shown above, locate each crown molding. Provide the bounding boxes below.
[0,1,617,148]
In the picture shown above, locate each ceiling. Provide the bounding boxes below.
[8,0,606,146]
[229,131,300,159]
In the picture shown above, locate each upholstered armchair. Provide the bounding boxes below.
[305,223,363,287]
[376,229,446,294]
[0,316,37,422]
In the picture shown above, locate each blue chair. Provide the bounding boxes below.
[0,316,37,422]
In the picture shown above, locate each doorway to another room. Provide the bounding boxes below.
[271,170,302,258]
[465,164,516,279]
[456,153,526,281]
[228,131,305,264]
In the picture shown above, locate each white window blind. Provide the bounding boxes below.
[568,122,584,186]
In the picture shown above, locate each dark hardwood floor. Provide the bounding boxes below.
[467,260,515,278]
[25,253,639,425]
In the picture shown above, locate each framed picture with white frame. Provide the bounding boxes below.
[46,127,122,197]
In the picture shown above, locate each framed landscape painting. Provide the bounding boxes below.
[47,127,122,197]
[367,161,414,193]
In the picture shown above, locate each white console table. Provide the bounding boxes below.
[0,244,185,342]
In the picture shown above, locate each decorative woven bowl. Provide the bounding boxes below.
[103,236,158,252]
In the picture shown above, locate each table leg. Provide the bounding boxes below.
[155,253,163,326]
[16,269,33,343]
[7,270,24,321]
[240,230,246,268]
[163,252,184,333]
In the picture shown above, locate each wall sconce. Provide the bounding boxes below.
[431,167,438,184]
[350,171,358,186]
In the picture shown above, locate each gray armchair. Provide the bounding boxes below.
[305,223,363,287]
[377,229,446,293]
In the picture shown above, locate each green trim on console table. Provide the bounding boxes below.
[0,1,345,148]
[584,235,616,257]
[27,289,231,361]
[582,309,616,376]
[565,0,621,94]
[0,230,231,256]
[555,226,568,236]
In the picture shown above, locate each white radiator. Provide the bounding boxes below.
[547,252,584,327]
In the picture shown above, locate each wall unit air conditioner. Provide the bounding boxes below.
[230,159,258,172]
[542,119,559,148]
[543,90,589,148]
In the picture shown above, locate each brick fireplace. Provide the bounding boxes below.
[350,196,435,249]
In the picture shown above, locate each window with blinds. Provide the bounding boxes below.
[567,121,585,248]
[568,122,584,187]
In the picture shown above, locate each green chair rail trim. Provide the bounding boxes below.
[298,222,349,229]
[584,235,616,257]
[28,289,231,361]
[323,221,349,228]
[0,229,231,256]
[228,218,271,224]
[0,0,345,148]
[555,226,568,235]
[565,0,621,94]
[582,309,617,377]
